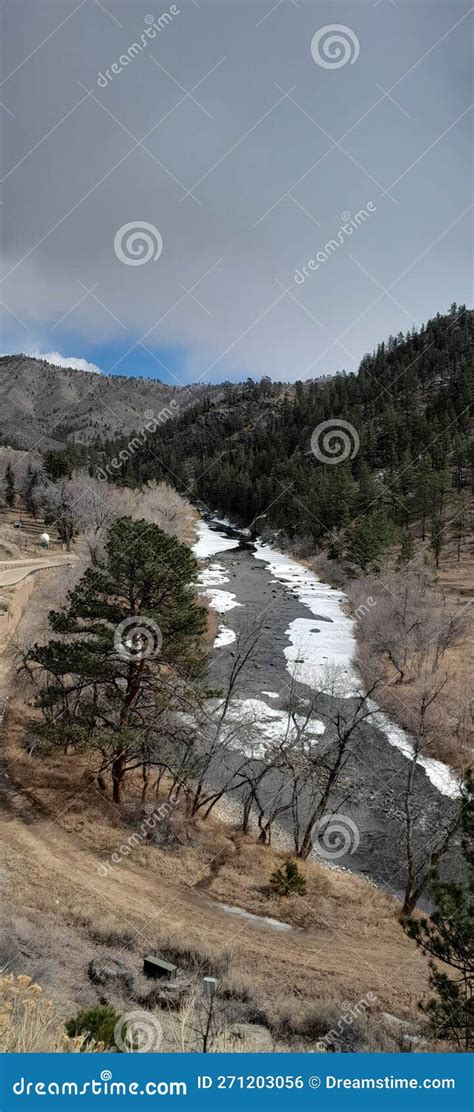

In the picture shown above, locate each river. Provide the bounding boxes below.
[192,516,462,902]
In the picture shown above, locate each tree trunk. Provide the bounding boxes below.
[112,753,127,803]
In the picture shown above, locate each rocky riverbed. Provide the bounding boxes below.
[193,517,462,903]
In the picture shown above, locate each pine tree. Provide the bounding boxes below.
[25,518,207,802]
[270,860,307,897]
[404,774,473,1051]
[66,1005,119,1049]
[430,511,444,567]
[451,492,469,562]
[415,457,434,541]
[399,528,415,565]
[4,463,15,509]
[22,464,39,518]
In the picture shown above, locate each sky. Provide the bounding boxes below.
[0,0,472,386]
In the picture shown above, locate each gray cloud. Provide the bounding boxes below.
[1,0,472,383]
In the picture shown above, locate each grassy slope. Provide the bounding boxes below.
[0,703,432,1052]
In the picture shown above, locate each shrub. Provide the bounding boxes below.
[270,860,307,897]
[0,974,95,1052]
[65,1005,119,1049]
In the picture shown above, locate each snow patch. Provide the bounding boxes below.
[254,542,357,689]
[192,520,240,558]
[222,697,325,757]
[219,902,293,931]
[197,562,229,587]
[370,706,461,799]
[254,539,459,799]
[214,625,236,648]
[202,588,242,614]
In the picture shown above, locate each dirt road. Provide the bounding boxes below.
[0,554,76,587]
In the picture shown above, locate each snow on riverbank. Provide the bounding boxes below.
[192,520,240,559]
[370,706,461,800]
[193,521,241,644]
[254,541,357,689]
[221,697,325,757]
[197,563,229,587]
[201,588,241,614]
[193,519,460,799]
[214,625,237,648]
[253,540,460,799]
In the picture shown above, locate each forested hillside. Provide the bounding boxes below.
[94,305,473,568]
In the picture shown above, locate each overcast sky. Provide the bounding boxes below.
[1,0,472,385]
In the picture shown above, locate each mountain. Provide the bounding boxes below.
[0,355,211,451]
[94,305,473,559]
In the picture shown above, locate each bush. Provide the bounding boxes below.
[65,1005,119,1049]
[270,860,307,897]
[0,974,95,1053]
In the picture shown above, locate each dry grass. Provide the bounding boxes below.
[0,703,433,1054]
[0,974,97,1052]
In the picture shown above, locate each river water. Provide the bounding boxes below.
[192,517,462,900]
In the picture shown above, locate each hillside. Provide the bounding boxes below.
[0,356,211,451]
[95,305,473,551]
[0,701,433,1054]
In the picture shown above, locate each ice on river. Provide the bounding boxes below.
[254,542,358,689]
[214,625,237,648]
[193,521,460,800]
[197,562,229,587]
[193,524,242,623]
[202,588,242,614]
[192,520,240,558]
[253,541,460,798]
[221,697,325,757]
[370,706,461,800]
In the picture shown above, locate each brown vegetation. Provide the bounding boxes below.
[0,701,435,1053]
[312,513,473,772]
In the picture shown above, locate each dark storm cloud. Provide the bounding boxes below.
[0,0,472,382]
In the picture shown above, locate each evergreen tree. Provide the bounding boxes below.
[44,448,74,481]
[415,457,435,541]
[398,528,415,565]
[451,492,469,562]
[66,1005,119,1049]
[22,464,39,517]
[430,511,444,567]
[4,463,15,509]
[24,518,207,802]
[404,774,473,1051]
[270,860,307,897]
